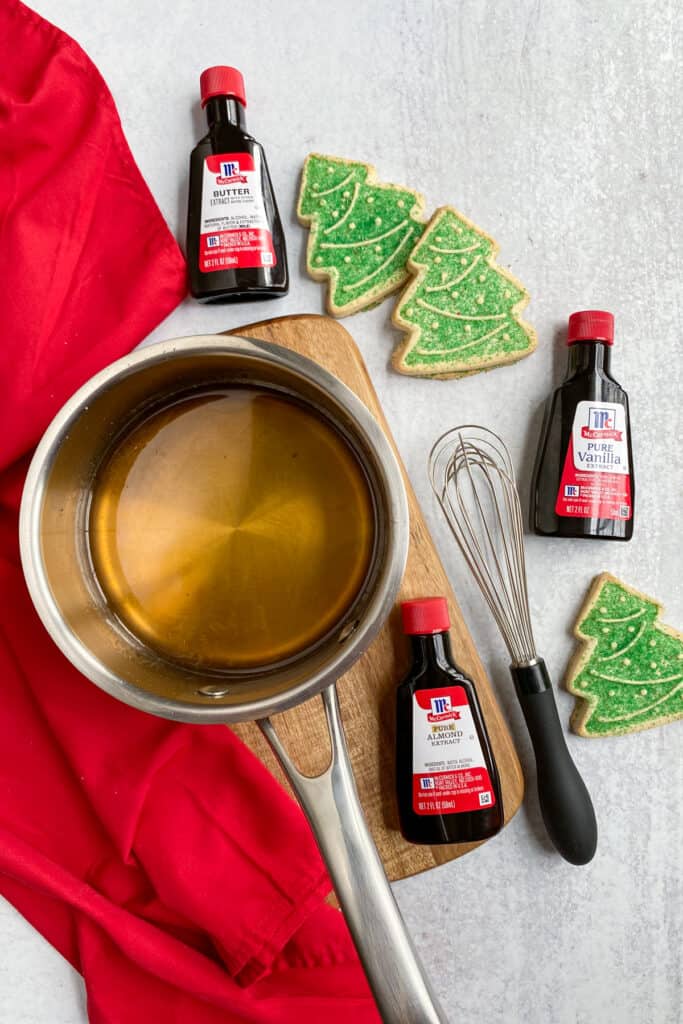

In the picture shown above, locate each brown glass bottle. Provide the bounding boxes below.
[186,66,288,303]
[395,598,503,845]
[532,310,634,540]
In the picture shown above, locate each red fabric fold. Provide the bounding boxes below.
[0,2,378,1020]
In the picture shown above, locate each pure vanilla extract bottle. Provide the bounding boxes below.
[532,310,634,540]
[186,66,288,302]
[395,598,503,845]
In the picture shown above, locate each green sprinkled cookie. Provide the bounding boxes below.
[391,206,536,379]
[297,154,425,317]
[566,573,683,737]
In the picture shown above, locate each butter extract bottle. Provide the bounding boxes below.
[395,598,503,845]
[186,66,288,302]
[532,310,634,540]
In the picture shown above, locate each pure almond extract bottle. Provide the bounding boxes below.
[532,310,634,540]
[395,598,503,845]
[187,66,288,302]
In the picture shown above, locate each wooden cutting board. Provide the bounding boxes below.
[227,314,524,881]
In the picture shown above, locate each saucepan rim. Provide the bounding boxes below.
[19,334,409,724]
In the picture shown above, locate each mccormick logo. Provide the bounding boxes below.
[427,696,461,723]
[216,160,248,184]
[580,407,622,441]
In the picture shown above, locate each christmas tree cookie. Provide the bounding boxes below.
[297,154,425,317]
[392,206,536,378]
[566,574,683,737]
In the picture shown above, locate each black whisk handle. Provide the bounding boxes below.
[511,659,598,866]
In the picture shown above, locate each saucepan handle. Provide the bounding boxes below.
[259,683,448,1024]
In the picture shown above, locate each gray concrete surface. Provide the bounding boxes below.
[1,1,681,1022]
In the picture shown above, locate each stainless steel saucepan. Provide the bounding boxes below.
[20,334,447,1024]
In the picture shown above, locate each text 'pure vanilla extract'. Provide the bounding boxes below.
[532,310,634,541]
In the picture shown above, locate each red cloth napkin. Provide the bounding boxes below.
[0,2,378,1020]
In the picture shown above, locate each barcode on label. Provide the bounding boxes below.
[620,505,630,517]
[478,792,492,806]
[262,252,274,265]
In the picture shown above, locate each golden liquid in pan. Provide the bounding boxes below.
[88,388,375,670]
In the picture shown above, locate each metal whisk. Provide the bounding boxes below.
[429,426,597,865]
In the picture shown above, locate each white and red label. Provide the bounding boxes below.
[412,686,496,816]
[555,400,631,520]
[199,153,276,272]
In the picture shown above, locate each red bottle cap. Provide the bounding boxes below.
[401,597,450,635]
[200,66,246,108]
[567,310,614,346]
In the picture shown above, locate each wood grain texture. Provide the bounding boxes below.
[227,313,524,881]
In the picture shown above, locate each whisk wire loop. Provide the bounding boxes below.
[428,426,538,666]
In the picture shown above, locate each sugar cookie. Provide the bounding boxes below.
[392,206,536,379]
[567,573,683,737]
[298,154,425,317]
